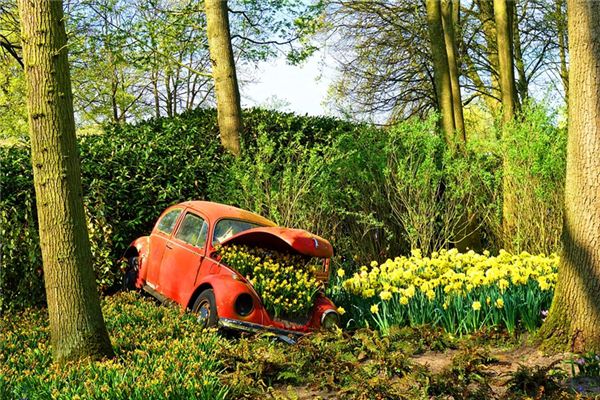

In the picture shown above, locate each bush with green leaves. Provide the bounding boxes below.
[0,104,565,312]
[1,108,226,310]
[217,114,500,264]
[1,108,380,310]
[0,146,43,311]
[383,116,499,255]
[486,102,567,254]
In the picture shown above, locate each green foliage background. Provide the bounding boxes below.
[0,105,566,311]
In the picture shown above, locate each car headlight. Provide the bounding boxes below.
[320,309,340,329]
[234,293,254,316]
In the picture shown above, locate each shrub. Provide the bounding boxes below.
[383,116,499,255]
[1,108,379,310]
[490,102,567,254]
[0,105,565,311]
[209,113,395,263]
[1,108,226,310]
[0,145,44,311]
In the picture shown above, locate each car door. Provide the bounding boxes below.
[145,207,183,289]
[158,210,209,305]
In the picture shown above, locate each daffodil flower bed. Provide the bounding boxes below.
[337,249,558,335]
[217,245,323,318]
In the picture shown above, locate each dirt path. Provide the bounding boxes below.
[272,346,600,399]
[412,345,600,398]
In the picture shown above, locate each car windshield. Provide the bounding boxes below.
[212,219,262,245]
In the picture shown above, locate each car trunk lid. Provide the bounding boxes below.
[220,227,333,258]
[220,227,333,281]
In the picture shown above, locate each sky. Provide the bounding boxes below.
[241,49,336,117]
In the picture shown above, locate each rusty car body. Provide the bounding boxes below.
[123,201,340,337]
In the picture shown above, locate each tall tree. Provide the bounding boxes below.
[493,0,518,122]
[511,0,527,102]
[494,0,519,247]
[538,0,600,352]
[18,0,113,363]
[426,0,456,141]
[205,0,241,156]
[326,0,564,124]
[441,0,465,140]
[553,0,569,99]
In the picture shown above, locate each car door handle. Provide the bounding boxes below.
[166,243,173,249]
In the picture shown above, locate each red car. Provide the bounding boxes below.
[123,201,340,337]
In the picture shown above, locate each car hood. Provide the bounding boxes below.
[220,227,333,258]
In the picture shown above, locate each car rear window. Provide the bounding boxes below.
[156,209,182,234]
[212,219,261,245]
[174,213,208,248]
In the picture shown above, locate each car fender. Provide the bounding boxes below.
[123,236,150,286]
[309,294,338,328]
[188,273,268,325]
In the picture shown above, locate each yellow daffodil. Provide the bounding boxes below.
[495,298,504,309]
[379,290,392,301]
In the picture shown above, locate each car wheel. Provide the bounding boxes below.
[122,256,139,291]
[192,289,218,328]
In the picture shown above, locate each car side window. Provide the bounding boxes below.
[174,213,208,248]
[156,209,182,235]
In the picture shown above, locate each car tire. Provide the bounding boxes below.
[192,289,218,328]
[122,256,139,291]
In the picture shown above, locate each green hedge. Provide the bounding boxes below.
[0,108,378,310]
[0,105,564,311]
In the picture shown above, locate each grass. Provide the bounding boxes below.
[0,292,228,399]
[0,292,580,399]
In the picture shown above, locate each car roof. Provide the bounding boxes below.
[178,201,277,227]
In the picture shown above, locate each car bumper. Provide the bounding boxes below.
[218,317,305,339]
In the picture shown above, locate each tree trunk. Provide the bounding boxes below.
[205,0,241,156]
[538,0,600,353]
[556,0,569,100]
[441,0,465,142]
[494,0,519,248]
[165,73,173,117]
[18,0,113,363]
[512,1,527,103]
[110,66,119,123]
[152,70,160,118]
[426,0,456,142]
[475,0,502,113]
[493,0,517,123]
